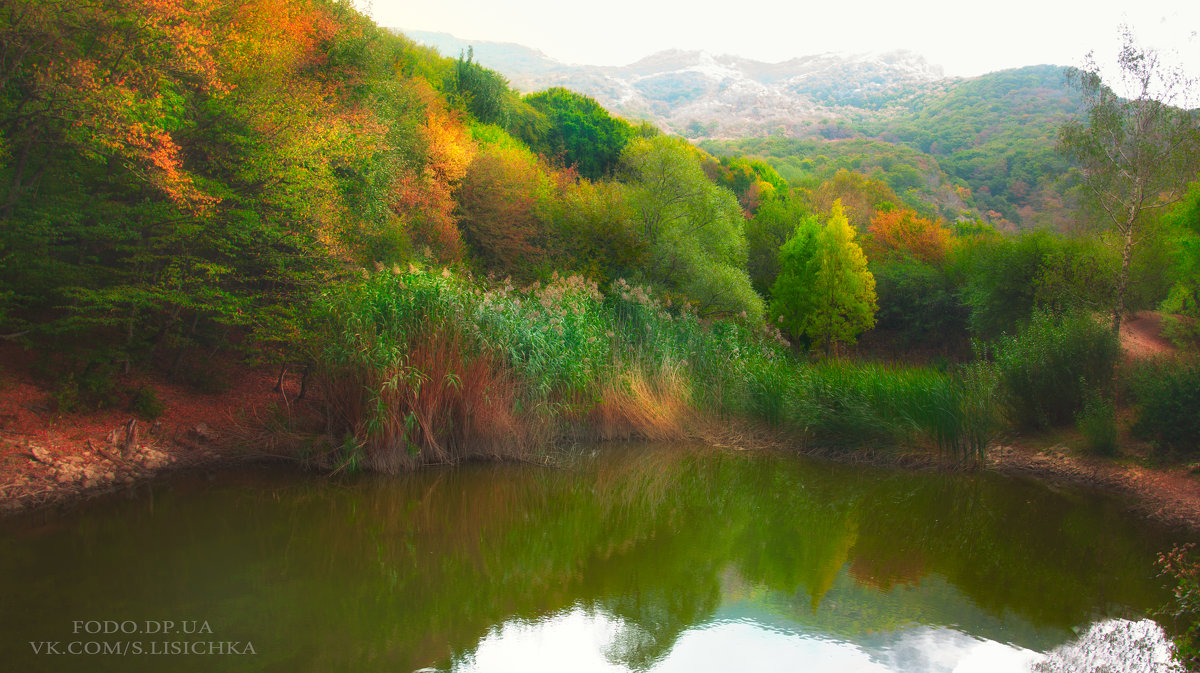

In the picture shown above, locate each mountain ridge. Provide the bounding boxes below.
[402,29,1082,229]
[401,29,957,136]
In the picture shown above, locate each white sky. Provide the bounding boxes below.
[356,0,1198,79]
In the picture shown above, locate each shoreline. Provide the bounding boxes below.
[2,343,1197,531]
[4,417,1199,535]
[987,443,1200,532]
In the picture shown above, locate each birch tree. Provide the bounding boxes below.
[1059,27,1200,335]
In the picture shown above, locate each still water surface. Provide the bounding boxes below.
[0,444,1188,672]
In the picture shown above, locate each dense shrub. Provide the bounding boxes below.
[1128,359,1200,455]
[1076,393,1118,456]
[872,260,968,349]
[954,232,1117,338]
[129,387,166,420]
[994,311,1119,429]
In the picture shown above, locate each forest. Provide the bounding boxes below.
[3,0,1200,666]
[2,0,1199,466]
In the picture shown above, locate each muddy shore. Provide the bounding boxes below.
[4,412,1199,536]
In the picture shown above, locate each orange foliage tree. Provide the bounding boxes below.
[0,0,232,214]
[865,208,953,266]
[0,0,447,360]
[390,82,475,262]
[456,144,554,275]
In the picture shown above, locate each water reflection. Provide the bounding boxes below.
[0,444,1187,673]
[457,604,1045,673]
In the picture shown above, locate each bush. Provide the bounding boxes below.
[51,362,119,413]
[954,231,1117,339]
[1157,544,1200,669]
[1076,393,1118,456]
[872,259,968,349]
[1129,359,1200,455]
[994,311,1119,429]
[129,387,166,420]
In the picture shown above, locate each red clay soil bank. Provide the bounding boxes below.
[0,341,301,514]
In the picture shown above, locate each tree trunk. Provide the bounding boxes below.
[1111,222,1136,337]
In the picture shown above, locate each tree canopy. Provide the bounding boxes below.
[1059,27,1200,334]
[621,137,763,320]
[522,87,635,180]
[770,201,877,351]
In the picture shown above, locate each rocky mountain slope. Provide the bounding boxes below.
[403,30,951,138]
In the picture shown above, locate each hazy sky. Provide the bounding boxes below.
[356,0,1198,78]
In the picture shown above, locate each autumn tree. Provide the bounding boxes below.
[456,143,554,276]
[771,201,877,352]
[389,80,475,262]
[0,0,239,349]
[545,179,646,284]
[805,169,899,232]
[707,156,788,215]
[0,0,439,366]
[865,207,953,265]
[1059,27,1200,335]
[746,195,810,298]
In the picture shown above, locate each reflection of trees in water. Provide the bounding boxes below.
[4,446,1179,673]
[300,446,1177,669]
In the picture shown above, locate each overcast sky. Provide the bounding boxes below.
[356,0,1198,79]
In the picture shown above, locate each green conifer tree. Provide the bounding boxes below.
[770,201,878,352]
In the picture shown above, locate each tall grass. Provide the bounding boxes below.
[311,268,1001,470]
[314,270,528,470]
[1076,392,1118,456]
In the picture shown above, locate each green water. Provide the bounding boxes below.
[0,444,1189,672]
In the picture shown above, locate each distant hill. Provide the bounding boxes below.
[401,30,1084,229]
[401,31,947,136]
[401,30,566,78]
[870,65,1083,228]
[700,136,973,223]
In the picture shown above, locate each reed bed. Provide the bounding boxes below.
[311,268,1001,470]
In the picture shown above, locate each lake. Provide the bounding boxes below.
[0,443,1188,672]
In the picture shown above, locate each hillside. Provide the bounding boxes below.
[404,30,947,136]
[870,65,1083,228]
[700,137,973,222]
[405,31,1083,229]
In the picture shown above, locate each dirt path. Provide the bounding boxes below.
[1119,311,1180,361]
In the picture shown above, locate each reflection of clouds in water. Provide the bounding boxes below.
[655,622,1039,673]
[874,627,1039,673]
[650,620,893,673]
[450,608,1045,673]
[604,619,658,667]
[1031,619,1182,673]
[452,608,628,673]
